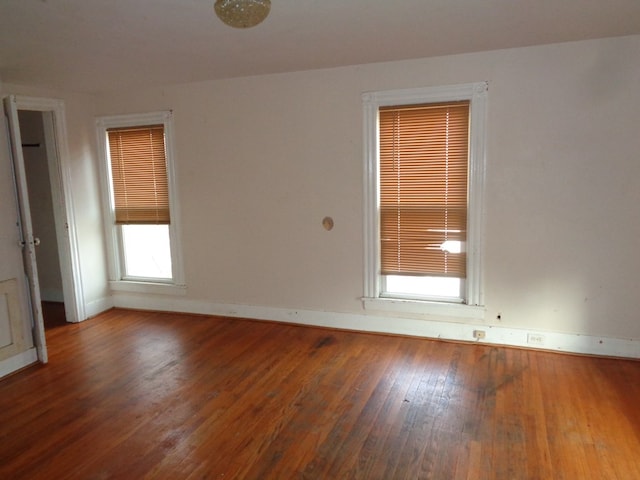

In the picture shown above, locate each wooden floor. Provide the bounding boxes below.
[1,308,639,479]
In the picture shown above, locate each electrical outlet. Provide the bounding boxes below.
[473,330,486,340]
[527,333,545,345]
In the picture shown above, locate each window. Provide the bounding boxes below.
[97,111,184,291]
[363,83,487,312]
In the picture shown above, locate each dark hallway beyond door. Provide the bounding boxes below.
[41,301,66,330]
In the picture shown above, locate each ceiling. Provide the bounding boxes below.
[1,0,639,94]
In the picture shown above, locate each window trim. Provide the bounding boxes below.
[96,111,185,292]
[363,82,487,313]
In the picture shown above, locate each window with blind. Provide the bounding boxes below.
[97,111,184,289]
[107,125,170,225]
[379,101,469,279]
[363,83,487,309]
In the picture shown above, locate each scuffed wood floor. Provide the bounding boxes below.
[1,308,639,479]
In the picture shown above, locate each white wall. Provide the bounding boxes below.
[90,35,640,345]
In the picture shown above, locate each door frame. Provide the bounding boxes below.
[12,95,85,327]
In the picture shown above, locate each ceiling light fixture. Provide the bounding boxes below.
[214,0,271,29]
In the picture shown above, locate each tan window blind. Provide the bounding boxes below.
[379,101,469,278]
[107,125,170,225]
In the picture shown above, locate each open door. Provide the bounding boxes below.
[0,113,36,371]
[3,95,48,363]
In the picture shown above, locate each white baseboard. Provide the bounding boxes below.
[111,293,640,359]
[0,348,38,379]
[83,296,114,321]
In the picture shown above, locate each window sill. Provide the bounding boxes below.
[362,296,485,320]
[109,280,187,296]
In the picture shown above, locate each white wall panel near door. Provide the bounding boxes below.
[0,278,27,361]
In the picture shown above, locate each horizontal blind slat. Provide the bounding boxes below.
[108,125,170,225]
[379,102,469,278]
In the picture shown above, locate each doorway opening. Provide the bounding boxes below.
[5,95,85,367]
[18,110,68,330]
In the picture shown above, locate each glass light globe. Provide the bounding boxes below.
[214,0,271,28]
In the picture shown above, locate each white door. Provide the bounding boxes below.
[2,95,47,365]
[0,102,39,375]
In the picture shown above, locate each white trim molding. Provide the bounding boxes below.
[14,95,85,323]
[362,296,485,320]
[95,110,186,291]
[83,295,115,319]
[362,82,488,314]
[108,294,640,360]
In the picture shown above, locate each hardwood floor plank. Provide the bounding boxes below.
[1,308,639,479]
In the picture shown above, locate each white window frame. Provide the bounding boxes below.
[96,111,185,295]
[362,82,487,318]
